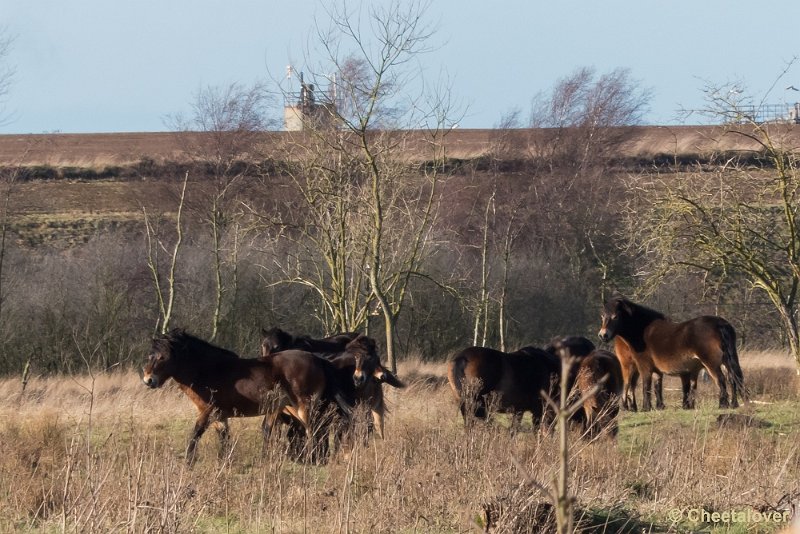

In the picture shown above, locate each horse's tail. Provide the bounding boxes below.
[719,321,746,404]
[447,355,467,401]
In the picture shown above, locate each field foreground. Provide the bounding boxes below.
[0,353,798,533]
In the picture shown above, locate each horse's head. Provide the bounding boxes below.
[598,297,631,342]
[260,327,292,357]
[142,331,183,388]
[548,336,596,359]
[346,334,381,388]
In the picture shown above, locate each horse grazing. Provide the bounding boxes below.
[447,345,560,427]
[260,329,405,439]
[142,329,347,464]
[598,297,745,410]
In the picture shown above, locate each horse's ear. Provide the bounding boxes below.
[168,327,185,338]
[620,299,633,316]
[261,327,268,336]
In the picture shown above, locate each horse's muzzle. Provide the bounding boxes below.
[353,371,366,388]
[142,375,160,388]
[598,329,610,342]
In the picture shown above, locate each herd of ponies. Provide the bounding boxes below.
[141,296,746,463]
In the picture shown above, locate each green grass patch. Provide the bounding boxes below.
[617,399,800,456]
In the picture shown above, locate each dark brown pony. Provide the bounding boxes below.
[447,345,560,427]
[571,350,623,437]
[335,334,405,438]
[260,329,405,439]
[599,297,745,410]
[547,336,622,435]
[545,336,596,411]
[142,329,347,463]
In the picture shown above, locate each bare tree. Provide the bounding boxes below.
[168,82,271,339]
[629,78,800,370]
[144,172,189,335]
[0,28,14,126]
[267,0,458,370]
[524,67,651,301]
[530,66,651,172]
[0,29,16,306]
[258,134,375,334]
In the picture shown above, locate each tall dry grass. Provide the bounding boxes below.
[0,354,797,533]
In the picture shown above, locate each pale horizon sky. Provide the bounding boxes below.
[2,0,800,134]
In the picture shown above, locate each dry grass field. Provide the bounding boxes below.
[0,352,797,533]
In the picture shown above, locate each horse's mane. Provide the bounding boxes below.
[615,297,665,322]
[345,334,377,356]
[262,327,298,352]
[154,328,240,362]
[512,346,543,357]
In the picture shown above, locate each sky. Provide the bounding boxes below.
[2,0,800,134]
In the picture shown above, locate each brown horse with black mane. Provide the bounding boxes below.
[599,296,745,410]
[547,337,623,436]
[447,345,560,427]
[572,350,623,437]
[142,329,349,463]
[547,335,641,413]
[260,328,405,439]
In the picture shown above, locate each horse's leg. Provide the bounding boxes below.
[706,364,730,408]
[284,404,309,431]
[215,419,230,460]
[621,372,633,411]
[679,373,692,409]
[186,407,214,465]
[475,395,488,420]
[306,400,332,464]
[370,408,385,440]
[640,372,653,411]
[726,358,740,409]
[509,411,523,433]
[261,405,287,443]
[689,371,699,409]
[654,372,665,410]
[627,370,639,412]
[284,403,315,460]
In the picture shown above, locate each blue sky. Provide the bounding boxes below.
[2,0,799,133]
